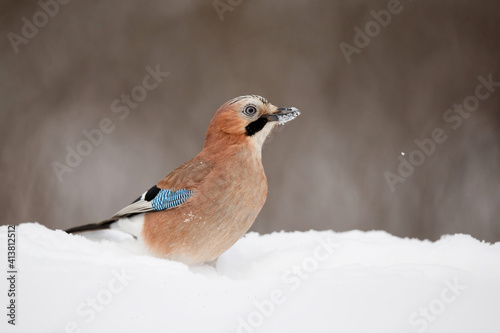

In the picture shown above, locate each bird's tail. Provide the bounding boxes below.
[65,219,117,234]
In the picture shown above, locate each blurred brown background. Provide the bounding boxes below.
[1,0,499,241]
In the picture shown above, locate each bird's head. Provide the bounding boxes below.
[204,95,300,152]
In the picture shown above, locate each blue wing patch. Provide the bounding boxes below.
[151,189,193,211]
[111,186,193,219]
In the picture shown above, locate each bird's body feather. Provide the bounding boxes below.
[142,137,268,264]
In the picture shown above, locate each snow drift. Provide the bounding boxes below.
[1,223,499,333]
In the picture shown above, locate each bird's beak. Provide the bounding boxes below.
[265,107,301,125]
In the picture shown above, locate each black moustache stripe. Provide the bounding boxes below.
[245,117,268,136]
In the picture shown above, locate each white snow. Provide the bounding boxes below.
[277,108,300,125]
[1,223,499,333]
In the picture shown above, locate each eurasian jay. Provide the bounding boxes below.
[66,95,300,264]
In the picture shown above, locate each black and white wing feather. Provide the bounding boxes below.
[111,185,162,219]
[65,185,193,234]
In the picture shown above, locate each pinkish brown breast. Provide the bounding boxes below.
[142,145,268,264]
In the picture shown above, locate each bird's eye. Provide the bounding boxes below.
[243,105,258,117]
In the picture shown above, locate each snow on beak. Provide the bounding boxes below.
[265,107,301,125]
